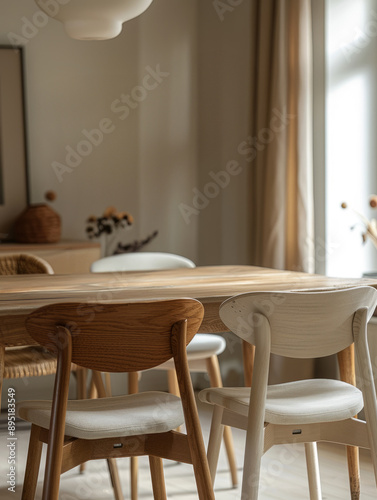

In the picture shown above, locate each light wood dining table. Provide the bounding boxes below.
[1,264,376,499]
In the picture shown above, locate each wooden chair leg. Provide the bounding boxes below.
[104,372,112,396]
[206,405,225,485]
[206,355,238,486]
[242,341,255,387]
[76,368,88,474]
[346,448,360,500]
[184,413,215,499]
[172,325,214,500]
[223,426,237,486]
[88,371,98,399]
[130,459,138,500]
[129,371,139,500]
[338,346,360,500]
[92,370,107,397]
[149,456,167,500]
[21,425,43,500]
[106,458,124,500]
[167,369,179,396]
[305,442,322,500]
[242,427,263,500]
[76,367,87,400]
[167,369,182,432]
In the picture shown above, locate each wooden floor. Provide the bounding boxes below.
[0,398,376,499]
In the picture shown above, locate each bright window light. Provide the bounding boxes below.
[325,0,377,278]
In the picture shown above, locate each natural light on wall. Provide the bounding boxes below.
[326,0,377,277]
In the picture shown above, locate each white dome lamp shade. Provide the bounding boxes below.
[36,0,154,40]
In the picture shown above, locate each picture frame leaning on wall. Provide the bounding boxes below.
[0,45,28,240]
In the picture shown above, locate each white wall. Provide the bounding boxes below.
[138,0,199,259]
[197,0,252,265]
[0,0,199,261]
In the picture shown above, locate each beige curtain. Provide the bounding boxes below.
[249,0,316,383]
[250,0,314,274]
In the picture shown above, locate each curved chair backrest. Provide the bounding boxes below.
[220,287,377,359]
[0,253,53,275]
[25,299,204,372]
[90,252,196,273]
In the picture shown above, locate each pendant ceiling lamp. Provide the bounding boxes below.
[36,0,154,40]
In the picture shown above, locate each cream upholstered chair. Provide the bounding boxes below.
[16,299,215,500]
[91,251,237,496]
[199,287,377,500]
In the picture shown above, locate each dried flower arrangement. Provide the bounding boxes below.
[341,195,377,249]
[114,230,158,254]
[86,206,134,239]
[86,206,158,255]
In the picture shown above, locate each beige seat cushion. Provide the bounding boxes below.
[17,391,184,440]
[186,334,226,358]
[199,379,364,425]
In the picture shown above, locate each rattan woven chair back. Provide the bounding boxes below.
[0,253,54,276]
[1,253,56,380]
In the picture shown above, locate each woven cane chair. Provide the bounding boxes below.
[0,254,58,386]
[199,287,377,499]
[0,254,88,391]
[91,252,238,498]
[16,299,215,500]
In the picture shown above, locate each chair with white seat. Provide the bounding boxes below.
[17,298,215,500]
[0,254,124,500]
[199,287,377,500]
[91,252,237,497]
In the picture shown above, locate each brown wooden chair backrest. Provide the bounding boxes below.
[25,299,204,372]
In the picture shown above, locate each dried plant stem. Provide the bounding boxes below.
[366,227,377,249]
[348,207,371,227]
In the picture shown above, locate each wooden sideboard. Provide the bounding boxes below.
[0,240,101,274]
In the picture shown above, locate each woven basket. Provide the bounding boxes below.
[13,203,61,243]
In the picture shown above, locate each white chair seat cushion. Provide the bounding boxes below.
[16,391,184,440]
[199,379,364,425]
[154,334,226,370]
[186,334,226,358]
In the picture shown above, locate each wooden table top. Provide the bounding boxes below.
[1,264,377,346]
[1,265,377,311]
